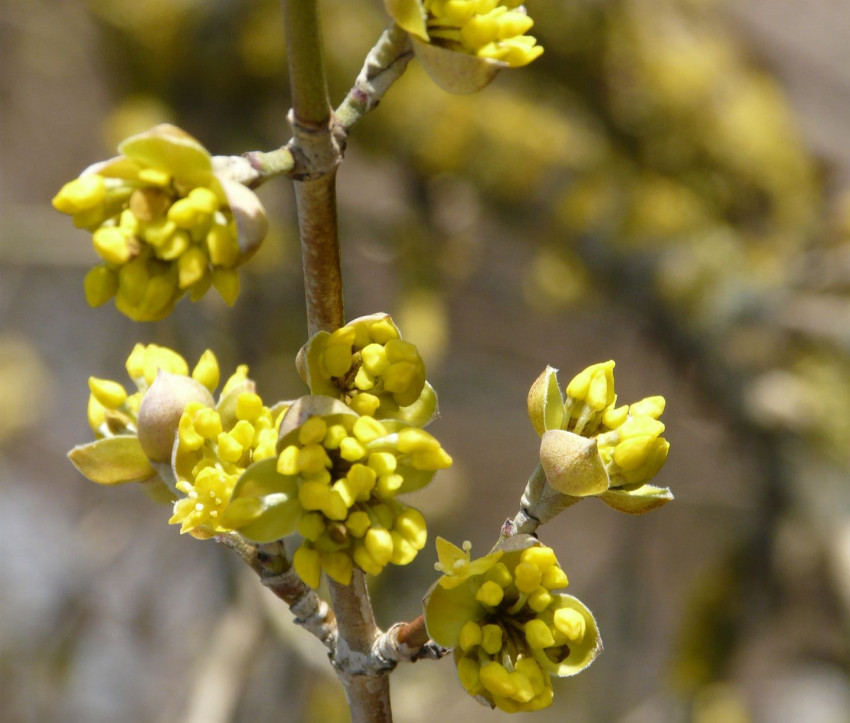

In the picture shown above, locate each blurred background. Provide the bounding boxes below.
[2,0,850,720]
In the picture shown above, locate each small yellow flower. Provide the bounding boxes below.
[53,124,267,321]
[434,537,503,588]
[169,368,286,538]
[424,536,601,713]
[388,0,542,67]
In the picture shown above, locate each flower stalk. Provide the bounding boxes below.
[336,24,415,132]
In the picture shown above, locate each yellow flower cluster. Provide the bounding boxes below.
[69,344,221,502]
[529,361,672,511]
[170,368,286,538]
[299,313,435,425]
[223,400,452,587]
[87,343,217,438]
[423,0,543,67]
[52,124,267,321]
[424,537,601,713]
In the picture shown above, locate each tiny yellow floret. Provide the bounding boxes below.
[476,580,505,607]
[553,607,587,642]
[481,624,504,655]
[525,619,555,649]
[88,377,128,409]
[514,560,542,593]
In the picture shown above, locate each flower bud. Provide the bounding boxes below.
[564,360,616,435]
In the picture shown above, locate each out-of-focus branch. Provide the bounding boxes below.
[180,576,265,723]
[217,534,337,651]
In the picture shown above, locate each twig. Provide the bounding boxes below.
[216,534,337,652]
[372,616,449,665]
[335,24,414,132]
[328,574,393,723]
[280,2,394,720]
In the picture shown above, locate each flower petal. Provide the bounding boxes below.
[539,430,609,497]
[118,124,213,187]
[384,0,429,40]
[527,365,564,436]
[599,484,674,514]
[423,577,486,648]
[217,177,268,263]
[532,593,602,677]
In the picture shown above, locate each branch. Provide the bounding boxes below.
[279,3,394,720]
[371,615,448,665]
[216,534,337,652]
[507,463,581,536]
[335,24,414,132]
[212,149,295,189]
[214,24,412,193]
[283,0,345,336]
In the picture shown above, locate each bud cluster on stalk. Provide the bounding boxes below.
[528,361,673,515]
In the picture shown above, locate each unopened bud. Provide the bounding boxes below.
[137,372,214,461]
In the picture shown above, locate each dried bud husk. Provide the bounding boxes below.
[528,365,564,436]
[539,430,609,497]
[217,177,268,263]
[137,371,214,462]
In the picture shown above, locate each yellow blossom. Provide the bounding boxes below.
[387,0,542,68]
[530,361,674,514]
[434,537,503,588]
[69,344,221,502]
[222,395,451,586]
[169,367,286,538]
